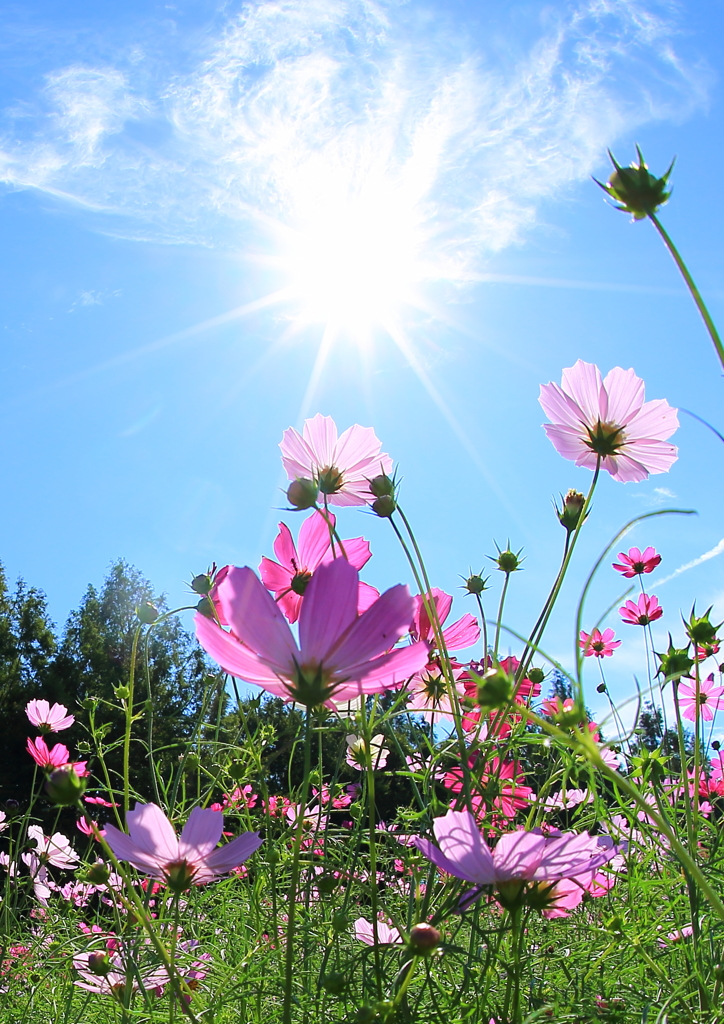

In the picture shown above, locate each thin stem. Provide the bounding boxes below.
[283,710,313,1024]
[648,213,724,372]
[493,574,510,659]
[123,623,143,818]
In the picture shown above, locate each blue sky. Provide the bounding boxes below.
[2,0,724,727]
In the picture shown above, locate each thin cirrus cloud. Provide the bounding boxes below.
[0,0,711,268]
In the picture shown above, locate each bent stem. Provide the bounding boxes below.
[123,622,143,817]
[648,212,724,373]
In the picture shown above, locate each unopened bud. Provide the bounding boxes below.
[287,478,319,510]
[476,666,514,711]
[597,682,607,694]
[371,495,396,518]
[528,667,545,686]
[596,147,674,220]
[316,874,337,895]
[713,740,721,752]
[86,860,111,885]
[491,543,523,574]
[555,490,586,533]
[409,922,441,954]
[321,971,346,995]
[464,573,489,596]
[87,952,112,976]
[114,685,130,700]
[368,473,395,498]
[331,910,349,932]
[196,596,215,619]
[45,767,86,806]
[136,601,159,624]
[191,573,212,595]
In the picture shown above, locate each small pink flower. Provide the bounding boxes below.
[539,360,678,482]
[103,803,262,890]
[677,674,724,722]
[619,594,663,626]
[612,546,661,577]
[26,736,87,775]
[579,628,621,658]
[696,642,720,661]
[657,924,694,947]
[25,700,75,733]
[259,511,374,623]
[354,918,402,945]
[196,559,428,707]
[280,413,392,506]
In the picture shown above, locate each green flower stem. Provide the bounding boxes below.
[361,704,383,1000]
[493,573,510,660]
[518,463,600,685]
[122,622,143,818]
[474,591,489,660]
[283,709,313,1024]
[388,509,473,810]
[648,212,724,373]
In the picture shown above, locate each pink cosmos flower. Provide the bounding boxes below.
[405,660,467,722]
[539,360,678,483]
[74,950,169,999]
[412,809,620,909]
[612,546,661,577]
[196,559,429,707]
[103,803,262,890]
[25,700,75,733]
[445,756,534,820]
[657,924,694,948]
[579,628,621,658]
[540,869,616,919]
[677,674,724,722]
[280,413,392,506]
[409,589,480,654]
[259,511,376,623]
[354,918,402,945]
[26,736,88,775]
[619,594,663,626]
[26,825,79,869]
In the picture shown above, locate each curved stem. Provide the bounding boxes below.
[123,623,143,817]
[648,213,724,372]
[283,710,313,1024]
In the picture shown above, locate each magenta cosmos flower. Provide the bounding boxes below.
[26,736,87,775]
[26,700,74,733]
[412,809,619,909]
[677,674,724,722]
[539,360,678,483]
[196,558,429,707]
[280,414,392,506]
[259,511,375,623]
[579,628,621,658]
[612,546,661,577]
[103,803,262,891]
[620,594,663,626]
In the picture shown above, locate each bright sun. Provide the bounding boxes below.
[280,174,426,336]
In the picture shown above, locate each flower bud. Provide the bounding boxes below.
[597,682,607,694]
[409,923,441,954]
[491,542,523,574]
[685,606,722,647]
[595,147,674,220]
[191,573,212,595]
[114,685,130,700]
[287,478,319,510]
[87,952,112,977]
[368,473,395,498]
[476,666,514,711]
[656,638,694,681]
[45,767,86,806]
[371,495,396,518]
[528,667,545,686]
[331,910,349,932]
[196,597,215,619]
[86,860,111,885]
[555,490,586,533]
[136,601,159,625]
[713,740,721,752]
[464,573,489,596]
[321,971,346,995]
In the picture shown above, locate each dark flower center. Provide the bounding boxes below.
[585,420,626,457]
[317,465,344,494]
[291,570,313,596]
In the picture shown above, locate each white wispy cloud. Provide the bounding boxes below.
[0,0,711,263]
[657,538,724,586]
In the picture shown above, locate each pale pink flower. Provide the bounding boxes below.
[103,804,262,890]
[657,924,694,948]
[413,809,620,909]
[405,661,467,722]
[539,360,678,482]
[619,594,663,626]
[280,414,392,506]
[540,868,616,919]
[259,511,375,623]
[25,700,74,733]
[26,825,79,869]
[541,788,591,812]
[612,546,661,577]
[196,559,428,707]
[345,734,389,770]
[354,917,402,945]
[579,628,621,658]
[678,674,724,722]
[74,951,168,998]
